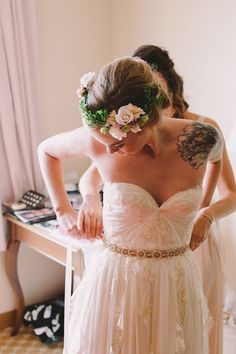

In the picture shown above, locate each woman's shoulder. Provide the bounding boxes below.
[174,116,223,165]
[38,126,97,159]
[70,127,106,156]
[170,118,219,141]
[161,118,219,170]
[183,111,221,130]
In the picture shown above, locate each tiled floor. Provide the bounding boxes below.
[0,326,63,354]
[0,323,236,353]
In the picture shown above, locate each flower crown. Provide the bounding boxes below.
[77,71,170,140]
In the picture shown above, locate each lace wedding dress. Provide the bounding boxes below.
[65,182,210,354]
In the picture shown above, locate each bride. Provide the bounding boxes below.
[38,56,223,354]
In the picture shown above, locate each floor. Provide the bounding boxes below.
[0,323,235,354]
[0,326,63,354]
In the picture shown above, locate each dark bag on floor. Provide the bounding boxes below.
[23,294,64,344]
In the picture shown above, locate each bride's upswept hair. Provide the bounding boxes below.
[133,45,189,118]
[87,56,170,122]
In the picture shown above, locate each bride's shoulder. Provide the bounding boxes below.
[163,116,223,167]
[183,111,221,130]
[169,116,219,137]
[174,119,221,149]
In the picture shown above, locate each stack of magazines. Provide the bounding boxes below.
[2,188,85,225]
[13,208,56,224]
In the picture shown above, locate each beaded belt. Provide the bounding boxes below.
[102,238,190,259]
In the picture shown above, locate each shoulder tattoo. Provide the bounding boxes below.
[176,122,218,169]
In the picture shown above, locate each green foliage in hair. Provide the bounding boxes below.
[144,85,169,112]
[138,114,149,127]
[155,91,170,108]
[100,126,110,134]
[79,83,169,138]
[143,85,159,113]
[80,94,109,128]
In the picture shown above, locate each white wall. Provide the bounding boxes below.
[37,0,113,174]
[112,0,236,138]
[0,0,112,314]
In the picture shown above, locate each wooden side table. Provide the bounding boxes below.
[4,215,85,335]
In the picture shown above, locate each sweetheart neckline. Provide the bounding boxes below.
[104,182,202,208]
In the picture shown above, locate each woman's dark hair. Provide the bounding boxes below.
[133,45,189,118]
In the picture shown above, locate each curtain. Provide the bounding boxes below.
[0,0,43,251]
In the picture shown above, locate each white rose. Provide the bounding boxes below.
[109,127,127,140]
[115,105,135,125]
[80,71,95,88]
[128,104,145,119]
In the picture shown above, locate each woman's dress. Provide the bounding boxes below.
[192,115,223,354]
[193,224,223,354]
[65,182,210,354]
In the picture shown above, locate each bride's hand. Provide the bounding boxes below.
[56,205,81,238]
[190,212,212,251]
[77,194,103,240]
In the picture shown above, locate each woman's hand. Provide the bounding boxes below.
[78,194,103,240]
[56,205,81,238]
[190,211,213,251]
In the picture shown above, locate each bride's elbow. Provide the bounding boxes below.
[223,190,236,212]
[37,139,57,162]
[38,140,49,158]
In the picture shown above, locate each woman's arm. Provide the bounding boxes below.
[78,164,104,238]
[38,127,91,237]
[79,163,103,199]
[190,159,222,250]
[190,118,236,250]
[199,160,222,210]
[200,118,236,220]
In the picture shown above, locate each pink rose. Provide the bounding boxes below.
[76,86,84,98]
[109,127,127,140]
[115,104,144,126]
[115,106,134,126]
[128,104,145,119]
[80,71,95,88]
[131,124,141,133]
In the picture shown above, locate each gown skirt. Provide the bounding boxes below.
[64,183,211,354]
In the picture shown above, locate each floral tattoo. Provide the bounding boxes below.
[176,122,218,169]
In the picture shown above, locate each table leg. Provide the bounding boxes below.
[5,223,25,335]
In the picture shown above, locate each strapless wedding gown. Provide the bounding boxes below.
[65,182,210,354]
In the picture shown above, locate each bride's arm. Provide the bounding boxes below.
[38,127,92,238]
[78,164,104,238]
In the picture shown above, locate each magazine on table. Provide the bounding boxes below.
[13,208,56,224]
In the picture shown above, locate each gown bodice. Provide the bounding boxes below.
[103,182,202,250]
